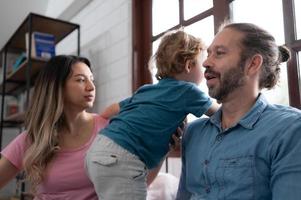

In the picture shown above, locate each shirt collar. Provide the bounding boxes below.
[210,93,268,130]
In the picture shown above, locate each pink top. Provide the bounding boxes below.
[1,114,108,200]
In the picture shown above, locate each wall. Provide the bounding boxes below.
[48,0,133,112]
[0,0,133,198]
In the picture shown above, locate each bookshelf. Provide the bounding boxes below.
[0,13,80,199]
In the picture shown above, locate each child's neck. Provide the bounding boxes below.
[173,73,191,83]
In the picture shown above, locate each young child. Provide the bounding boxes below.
[85,30,219,200]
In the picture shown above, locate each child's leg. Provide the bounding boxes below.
[86,134,148,200]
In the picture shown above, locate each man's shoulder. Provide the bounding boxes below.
[186,118,211,133]
[189,117,210,125]
[265,104,301,120]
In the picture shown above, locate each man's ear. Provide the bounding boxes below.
[246,54,263,75]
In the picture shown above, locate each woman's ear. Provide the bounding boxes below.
[246,54,263,75]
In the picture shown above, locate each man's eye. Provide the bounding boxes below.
[216,51,225,56]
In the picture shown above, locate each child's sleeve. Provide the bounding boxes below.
[0,132,28,170]
[119,97,132,109]
[185,84,212,117]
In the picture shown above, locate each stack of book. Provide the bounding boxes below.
[26,32,56,59]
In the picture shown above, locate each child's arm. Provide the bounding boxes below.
[205,101,220,117]
[100,103,120,119]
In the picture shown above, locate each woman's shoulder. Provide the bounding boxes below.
[91,113,109,130]
[4,131,28,147]
[1,131,28,169]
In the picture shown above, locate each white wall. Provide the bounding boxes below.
[47,0,133,112]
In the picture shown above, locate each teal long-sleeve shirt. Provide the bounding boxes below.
[177,94,301,200]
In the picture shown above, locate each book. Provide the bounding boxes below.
[5,52,19,77]
[26,32,56,59]
[12,52,27,72]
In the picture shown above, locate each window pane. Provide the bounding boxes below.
[185,17,215,121]
[184,16,214,96]
[184,16,214,48]
[151,40,160,84]
[232,0,289,105]
[261,63,289,105]
[295,0,301,39]
[232,0,285,44]
[152,0,179,36]
[184,0,213,20]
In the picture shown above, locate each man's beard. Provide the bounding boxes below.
[208,61,246,101]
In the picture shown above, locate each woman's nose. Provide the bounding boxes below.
[86,80,95,91]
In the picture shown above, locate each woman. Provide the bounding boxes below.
[0,55,108,199]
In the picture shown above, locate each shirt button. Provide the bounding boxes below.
[216,135,223,141]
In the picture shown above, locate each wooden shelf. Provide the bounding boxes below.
[4,112,25,122]
[0,12,80,149]
[6,13,79,51]
[2,112,25,127]
[3,112,25,128]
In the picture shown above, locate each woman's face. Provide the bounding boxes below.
[63,62,95,110]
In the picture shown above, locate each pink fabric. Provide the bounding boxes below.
[1,114,108,200]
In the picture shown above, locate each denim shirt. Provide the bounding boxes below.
[176,94,301,200]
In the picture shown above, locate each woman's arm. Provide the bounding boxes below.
[0,156,20,188]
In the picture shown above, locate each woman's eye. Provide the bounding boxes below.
[77,79,85,82]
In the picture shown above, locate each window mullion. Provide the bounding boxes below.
[282,0,301,108]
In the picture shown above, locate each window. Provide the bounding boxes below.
[152,0,179,36]
[184,0,212,20]
[133,0,301,109]
[232,0,289,105]
[295,0,301,39]
[298,52,301,82]
[184,16,214,46]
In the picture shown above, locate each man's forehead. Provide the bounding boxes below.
[208,28,243,50]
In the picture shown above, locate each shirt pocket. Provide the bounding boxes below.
[91,154,118,166]
[217,155,254,200]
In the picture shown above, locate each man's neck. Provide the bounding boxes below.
[221,91,258,130]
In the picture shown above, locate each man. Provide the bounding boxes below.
[176,22,301,200]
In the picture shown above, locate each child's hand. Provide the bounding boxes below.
[168,125,185,157]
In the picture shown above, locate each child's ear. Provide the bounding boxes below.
[184,60,192,73]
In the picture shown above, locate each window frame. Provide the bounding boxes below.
[132,0,301,108]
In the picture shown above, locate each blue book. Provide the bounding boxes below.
[26,32,56,59]
[12,52,27,71]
